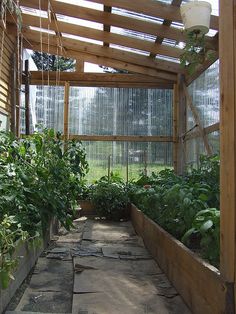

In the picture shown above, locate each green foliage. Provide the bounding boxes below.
[0,215,28,289]
[180,31,216,75]
[130,155,220,266]
[90,181,129,221]
[32,52,75,72]
[182,208,220,267]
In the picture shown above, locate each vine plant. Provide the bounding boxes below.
[0,0,22,30]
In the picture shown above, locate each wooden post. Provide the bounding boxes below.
[219,0,236,290]
[176,75,186,175]
[76,60,84,72]
[173,84,178,173]
[24,60,30,135]
[63,81,70,144]
[10,53,16,135]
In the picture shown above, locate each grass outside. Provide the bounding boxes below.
[85,160,172,183]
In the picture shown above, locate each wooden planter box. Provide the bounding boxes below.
[78,200,96,216]
[0,219,58,313]
[131,204,233,314]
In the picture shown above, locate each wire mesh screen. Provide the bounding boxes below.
[208,131,220,154]
[187,60,219,129]
[69,87,173,136]
[83,141,173,182]
[186,138,206,167]
[20,85,64,134]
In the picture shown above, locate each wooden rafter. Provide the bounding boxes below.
[14,13,182,59]
[19,0,217,45]
[103,5,112,47]
[16,27,183,74]
[150,0,183,59]
[86,0,219,30]
[23,40,177,80]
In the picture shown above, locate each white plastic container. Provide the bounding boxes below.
[180,1,212,34]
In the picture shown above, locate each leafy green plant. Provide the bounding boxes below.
[182,208,220,266]
[0,215,28,289]
[91,181,129,221]
[180,31,216,75]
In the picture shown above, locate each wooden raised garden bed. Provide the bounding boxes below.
[130,204,233,314]
[0,219,57,313]
[78,200,96,216]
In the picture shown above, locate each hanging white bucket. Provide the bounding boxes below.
[180,1,212,34]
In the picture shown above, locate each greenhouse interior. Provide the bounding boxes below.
[0,0,234,313]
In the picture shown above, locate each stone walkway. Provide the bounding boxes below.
[7,218,191,314]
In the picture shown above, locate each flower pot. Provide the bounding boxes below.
[180,1,212,34]
[78,200,96,216]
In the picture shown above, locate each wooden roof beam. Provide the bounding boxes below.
[86,0,219,30]
[18,0,195,43]
[19,27,183,74]
[16,13,183,59]
[150,0,183,59]
[103,5,112,47]
[23,39,177,81]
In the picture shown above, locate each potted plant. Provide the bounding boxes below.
[180,1,212,35]
[179,1,215,74]
[78,184,96,216]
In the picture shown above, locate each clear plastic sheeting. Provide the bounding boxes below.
[20,86,64,134]
[83,141,173,182]
[69,87,173,136]
[187,60,219,129]
[185,138,206,167]
[208,131,220,154]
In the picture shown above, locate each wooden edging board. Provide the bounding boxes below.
[130,204,233,314]
[0,238,44,314]
[0,218,58,314]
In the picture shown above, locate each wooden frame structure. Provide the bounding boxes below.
[2,0,236,313]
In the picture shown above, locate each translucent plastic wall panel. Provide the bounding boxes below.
[188,60,219,129]
[83,141,173,182]
[186,138,206,167]
[208,131,220,154]
[69,88,173,136]
[20,86,64,134]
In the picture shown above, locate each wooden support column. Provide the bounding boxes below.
[175,75,186,175]
[219,1,236,310]
[76,60,84,72]
[63,81,70,143]
[173,83,178,173]
[24,60,30,135]
[10,53,16,135]
[183,83,213,156]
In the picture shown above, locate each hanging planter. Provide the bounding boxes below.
[180,1,212,35]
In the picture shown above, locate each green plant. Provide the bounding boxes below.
[0,0,22,30]
[91,181,129,221]
[180,31,216,75]
[182,208,220,267]
[0,215,28,289]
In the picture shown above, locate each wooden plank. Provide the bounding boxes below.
[173,84,178,173]
[28,72,173,83]
[219,0,236,287]
[86,0,219,31]
[205,122,219,134]
[19,0,186,42]
[16,13,182,59]
[103,5,111,47]
[183,83,212,156]
[131,205,230,314]
[75,60,84,73]
[23,40,178,80]
[63,81,70,141]
[21,28,183,74]
[68,135,174,142]
[24,60,30,135]
[176,75,186,174]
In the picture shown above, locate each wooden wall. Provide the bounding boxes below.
[0,27,16,120]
